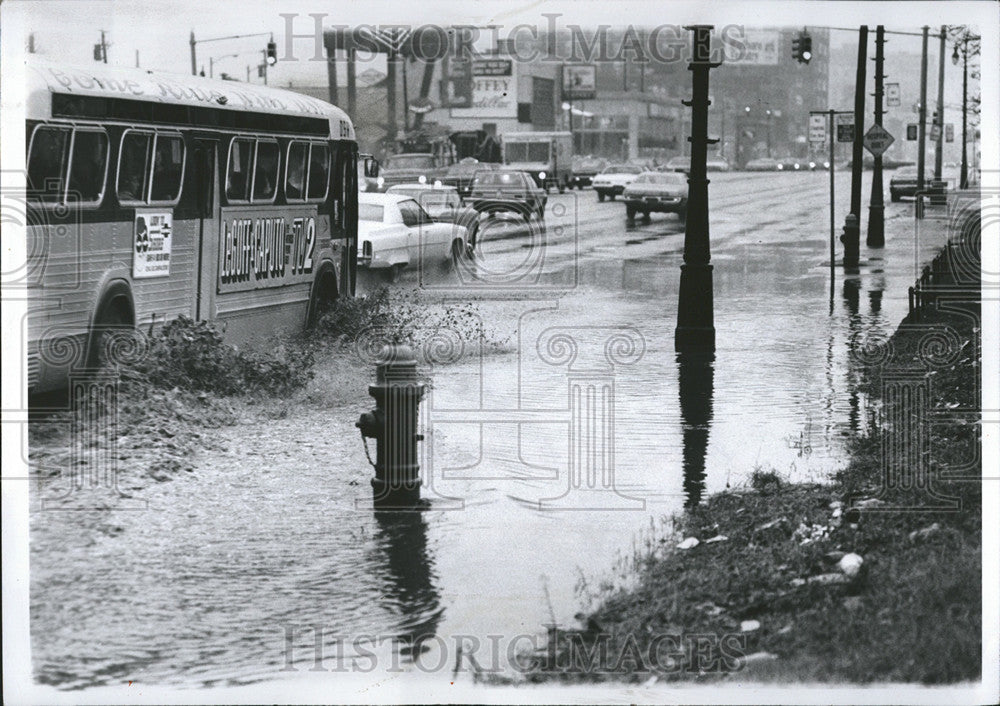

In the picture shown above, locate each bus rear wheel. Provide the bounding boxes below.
[307,269,339,327]
[87,287,133,370]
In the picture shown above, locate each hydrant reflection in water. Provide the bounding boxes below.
[357,344,426,509]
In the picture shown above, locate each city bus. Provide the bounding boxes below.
[23,59,366,394]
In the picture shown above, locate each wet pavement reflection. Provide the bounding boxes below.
[30,173,957,689]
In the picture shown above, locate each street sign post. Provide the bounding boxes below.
[863,123,895,156]
[886,83,901,107]
[836,114,854,143]
[809,114,826,143]
[945,123,954,143]
[907,124,918,140]
[811,109,851,282]
[930,123,941,141]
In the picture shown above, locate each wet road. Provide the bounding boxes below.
[31,171,954,689]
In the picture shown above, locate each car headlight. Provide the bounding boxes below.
[538,171,547,180]
[793,163,800,170]
[376,176,385,186]
[418,175,427,184]
[823,161,831,169]
[777,164,784,170]
[433,180,442,188]
[809,161,816,169]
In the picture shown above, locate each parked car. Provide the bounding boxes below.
[372,153,444,192]
[622,171,689,221]
[889,165,958,201]
[357,193,470,280]
[662,156,691,173]
[745,157,780,171]
[440,158,499,197]
[568,155,608,189]
[467,169,547,221]
[706,155,731,172]
[386,183,482,248]
[591,164,643,201]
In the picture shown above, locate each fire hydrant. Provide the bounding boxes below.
[357,344,426,508]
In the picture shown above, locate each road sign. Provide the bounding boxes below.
[863,124,895,156]
[886,83,901,107]
[930,123,941,141]
[809,114,826,143]
[836,115,854,143]
[906,124,918,140]
[945,123,954,143]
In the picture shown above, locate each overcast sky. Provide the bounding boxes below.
[5,0,983,90]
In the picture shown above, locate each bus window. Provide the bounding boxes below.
[252,140,279,201]
[27,125,71,202]
[117,130,153,203]
[68,129,109,204]
[307,144,330,201]
[285,141,308,201]
[150,134,185,202]
[226,137,254,202]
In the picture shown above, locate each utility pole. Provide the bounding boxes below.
[917,27,929,193]
[675,25,720,354]
[842,25,867,268]
[190,31,197,76]
[934,26,945,182]
[99,30,108,63]
[867,26,886,248]
[956,34,969,189]
[386,47,398,140]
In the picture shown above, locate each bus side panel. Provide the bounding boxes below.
[129,210,199,332]
[211,204,329,345]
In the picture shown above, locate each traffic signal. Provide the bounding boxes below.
[792,30,812,64]
[265,40,277,66]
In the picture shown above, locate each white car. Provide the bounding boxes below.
[357,192,469,280]
[591,164,643,202]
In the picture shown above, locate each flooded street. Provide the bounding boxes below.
[30,171,955,688]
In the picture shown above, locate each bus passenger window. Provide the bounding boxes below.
[226,138,254,202]
[118,131,152,202]
[27,126,71,202]
[150,134,184,202]
[285,141,308,201]
[68,130,109,203]
[307,144,330,200]
[252,140,279,201]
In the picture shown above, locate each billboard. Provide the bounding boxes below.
[449,59,517,118]
[562,64,596,100]
[724,29,781,66]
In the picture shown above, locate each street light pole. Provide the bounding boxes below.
[917,26,929,193]
[867,25,886,248]
[675,25,721,354]
[765,109,772,158]
[842,25,867,268]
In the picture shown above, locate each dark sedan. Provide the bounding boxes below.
[440,159,500,197]
[568,156,608,189]
[467,169,547,222]
[890,166,958,201]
